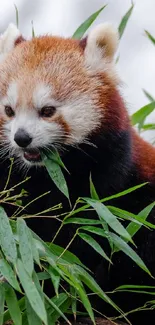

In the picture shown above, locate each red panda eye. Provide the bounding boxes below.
[40,106,56,118]
[4,106,15,117]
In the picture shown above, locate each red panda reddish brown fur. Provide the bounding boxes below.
[0,24,154,325]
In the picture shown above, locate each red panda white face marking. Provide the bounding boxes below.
[0,23,118,167]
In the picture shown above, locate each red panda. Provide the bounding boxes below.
[0,23,155,325]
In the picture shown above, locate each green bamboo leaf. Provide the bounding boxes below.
[0,258,21,292]
[45,294,71,325]
[141,123,155,131]
[118,5,134,38]
[47,266,60,296]
[26,297,42,325]
[83,198,133,243]
[75,265,124,316]
[126,202,155,239]
[64,218,106,225]
[70,286,77,320]
[50,297,71,324]
[89,174,99,200]
[0,206,17,264]
[46,150,69,173]
[108,205,155,229]
[31,21,35,38]
[5,285,22,325]
[60,265,95,324]
[142,89,154,102]
[17,219,34,276]
[31,238,40,266]
[72,6,106,39]
[14,4,19,28]
[42,153,70,201]
[79,232,111,263]
[37,271,51,281]
[131,102,155,129]
[49,242,83,266]
[16,259,48,325]
[70,183,147,217]
[3,297,25,324]
[111,233,152,276]
[145,30,155,45]
[115,284,155,291]
[0,283,5,325]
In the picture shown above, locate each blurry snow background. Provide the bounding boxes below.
[0,0,154,141]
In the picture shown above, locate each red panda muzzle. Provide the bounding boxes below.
[24,148,41,162]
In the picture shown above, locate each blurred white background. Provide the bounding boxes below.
[0,0,154,140]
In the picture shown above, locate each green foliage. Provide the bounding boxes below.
[72,6,106,39]
[118,4,134,38]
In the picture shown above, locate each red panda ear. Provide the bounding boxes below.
[0,23,25,62]
[84,23,119,70]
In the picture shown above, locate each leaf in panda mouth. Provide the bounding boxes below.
[41,151,70,203]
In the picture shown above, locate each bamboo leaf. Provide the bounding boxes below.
[111,233,152,276]
[0,206,17,264]
[89,174,99,200]
[17,219,34,276]
[79,232,111,263]
[17,259,47,325]
[42,153,70,201]
[47,266,60,296]
[126,202,155,239]
[0,258,21,292]
[118,5,134,38]
[45,294,71,325]
[14,4,19,28]
[5,285,22,325]
[75,265,123,315]
[64,218,106,225]
[131,102,155,129]
[0,283,5,325]
[26,297,42,325]
[145,30,155,45]
[143,89,154,102]
[73,6,106,39]
[83,198,133,243]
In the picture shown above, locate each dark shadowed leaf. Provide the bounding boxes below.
[17,219,34,276]
[45,294,71,325]
[118,4,134,38]
[79,232,111,263]
[17,259,47,325]
[0,206,17,264]
[0,259,20,292]
[73,6,106,39]
[5,285,22,325]
[0,283,5,325]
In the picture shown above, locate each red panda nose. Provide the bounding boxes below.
[14,128,32,148]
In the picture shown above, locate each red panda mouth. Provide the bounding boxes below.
[23,148,41,162]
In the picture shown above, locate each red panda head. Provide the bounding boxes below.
[0,23,121,166]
